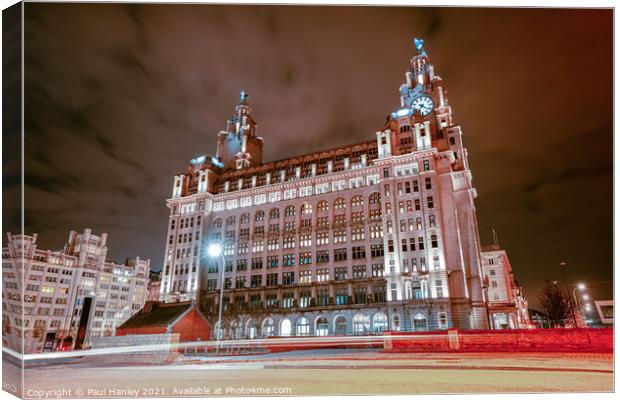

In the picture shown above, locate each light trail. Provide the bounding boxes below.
[4,333,451,361]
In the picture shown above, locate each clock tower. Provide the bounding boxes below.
[215,91,264,171]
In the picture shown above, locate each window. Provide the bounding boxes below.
[418,237,425,250]
[317,200,329,212]
[334,198,346,209]
[431,235,439,248]
[368,192,380,205]
[240,213,250,224]
[316,269,330,283]
[285,205,295,217]
[413,180,419,192]
[299,252,312,265]
[425,177,432,190]
[387,240,394,253]
[252,240,264,252]
[267,255,279,268]
[301,203,312,215]
[333,214,346,226]
[316,231,329,245]
[429,215,436,227]
[255,210,265,222]
[336,288,348,305]
[401,239,408,252]
[423,160,430,171]
[351,227,365,241]
[316,250,330,263]
[351,195,364,207]
[352,265,367,279]
[352,246,366,259]
[427,196,434,209]
[300,270,312,284]
[282,292,294,308]
[283,254,295,267]
[317,288,329,305]
[267,238,279,251]
[333,229,347,243]
[269,208,280,219]
[369,224,382,239]
[283,236,295,249]
[334,248,347,262]
[316,216,329,229]
[368,208,381,222]
[236,259,248,271]
[251,258,263,270]
[251,275,262,288]
[235,276,246,289]
[383,167,389,178]
[282,272,295,286]
[334,267,348,281]
[372,264,385,278]
[266,273,278,287]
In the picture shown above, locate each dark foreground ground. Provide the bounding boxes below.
[3,348,614,398]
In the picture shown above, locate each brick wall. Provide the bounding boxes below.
[385,328,613,353]
[171,309,211,342]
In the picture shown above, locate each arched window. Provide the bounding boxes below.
[269,208,280,220]
[373,312,388,333]
[334,316,347,335]
[214,320,224,340]
[226,216,236,226]
[315,316,329,336]
[284,205,296,217]
[334,198,346,210]
[240,213,250,224]
[280,318,292,337]
[353,314,370,335]
[317,200,329,213]
[296,317,310,336]
[212,218,222,228]
[230,321,240,340]
[262,318,274,337]
[368,192,381,205]
[351,195,364,208]
[301,203,312,215]
[413,313,427,332]
[246,319,257,339]
[255,210,265,222]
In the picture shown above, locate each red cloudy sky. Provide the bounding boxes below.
[7,5,612,305]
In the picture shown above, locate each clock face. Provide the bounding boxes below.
[411,95,435,116]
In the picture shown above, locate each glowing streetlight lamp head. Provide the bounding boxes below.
[582,294,590,301]
[577,283,586,290]
[207,243,223,258]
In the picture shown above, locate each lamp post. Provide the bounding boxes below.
[207,243,225,352]
[572,283,586,326]
[559,262,578,327]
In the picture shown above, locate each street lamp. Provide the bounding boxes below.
[207,243,225,351]
[559,262,578,327]
[572,283,587,327]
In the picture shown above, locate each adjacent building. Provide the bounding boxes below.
[480,244,531,329]
[2,229,150,353]
[158,38,525,337]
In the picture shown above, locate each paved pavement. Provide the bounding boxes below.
[3,348,613,398]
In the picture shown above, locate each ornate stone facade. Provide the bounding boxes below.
[159,39,517,337]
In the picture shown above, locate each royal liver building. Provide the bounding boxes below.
[159,39,492,337]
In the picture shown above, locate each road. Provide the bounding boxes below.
[3,348,613,397]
